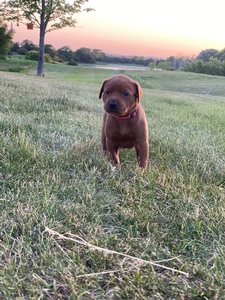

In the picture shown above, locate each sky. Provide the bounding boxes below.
[11,0,225,58]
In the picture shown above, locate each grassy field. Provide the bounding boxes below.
[1,61,225,299]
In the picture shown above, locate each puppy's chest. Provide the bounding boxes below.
[105,117,138,147]
[109,131,136,148]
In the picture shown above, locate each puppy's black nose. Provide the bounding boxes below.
[109,101,118,109]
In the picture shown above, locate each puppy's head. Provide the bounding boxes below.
[99,75,143,117]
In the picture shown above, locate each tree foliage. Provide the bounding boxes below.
[25,50,53,63]
[217,48,225,61]
[74,47,107,63]
[160,62,174,71]
[183,57,225,76]
[10,42,156,66]
[0,20,13,59]
[182,47,225,76]
[44,44,57,59]
[196,49,219,63]
[21,39,38,52]
[75,47,95,63]
[0,0,94,33]
[57,46,74,62]
[0,0,94,75]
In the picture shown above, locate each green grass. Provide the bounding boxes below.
[0,55,37,73]
[128,71,225,97]
[1,65,225,299]
[2,56,225,96]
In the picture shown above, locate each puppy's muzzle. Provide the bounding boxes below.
[109,100,118,110]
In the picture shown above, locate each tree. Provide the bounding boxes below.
[21,39,38,52]
[75,47,95,63]
[10,41,20,53]
[167,55,191,71]
[182,57,225,76]
[149,60,156,70]
[91,49,106,62]
[45,44,57,60]
[183,59,205,74]
[0,0,94,76]
[196,49,219,63]
[157,61,173,71]
[18,47,28,55]
[57,46,74,62]
[0,20,13,59]
[194,59,205,73]
[222,61,225,76]
[217,48,225,61]
[205,57,223,76]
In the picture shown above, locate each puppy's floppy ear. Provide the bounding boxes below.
[99,79,107,99]
[134,81,143,102]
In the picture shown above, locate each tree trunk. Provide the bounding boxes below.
[37,28,45,76]
[37,0,46,76]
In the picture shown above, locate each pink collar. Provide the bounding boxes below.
[113,110,137,120]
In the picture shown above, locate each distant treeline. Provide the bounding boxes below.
[9,40,225,76]
[9,39,155,66]
[183,49,225,76]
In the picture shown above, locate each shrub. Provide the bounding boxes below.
[44,53,53,63]
[19,47,28,55]
[0,54,6,60]
[68,59,78,66]
[25,50,38,61]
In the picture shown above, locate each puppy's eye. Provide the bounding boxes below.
[105,91,110,95]
[123,92,129,97]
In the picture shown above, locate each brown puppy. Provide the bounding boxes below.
[99,74,149,169]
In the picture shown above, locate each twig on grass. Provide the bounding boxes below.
[44,227,189,277]
[75,267,134,278]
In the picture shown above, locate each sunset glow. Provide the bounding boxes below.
[12,0,225,58]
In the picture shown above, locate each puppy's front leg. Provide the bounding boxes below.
[101,113,107,152]
[135,143,149,169]
[106,140,120,165]
[101,131,107,152]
